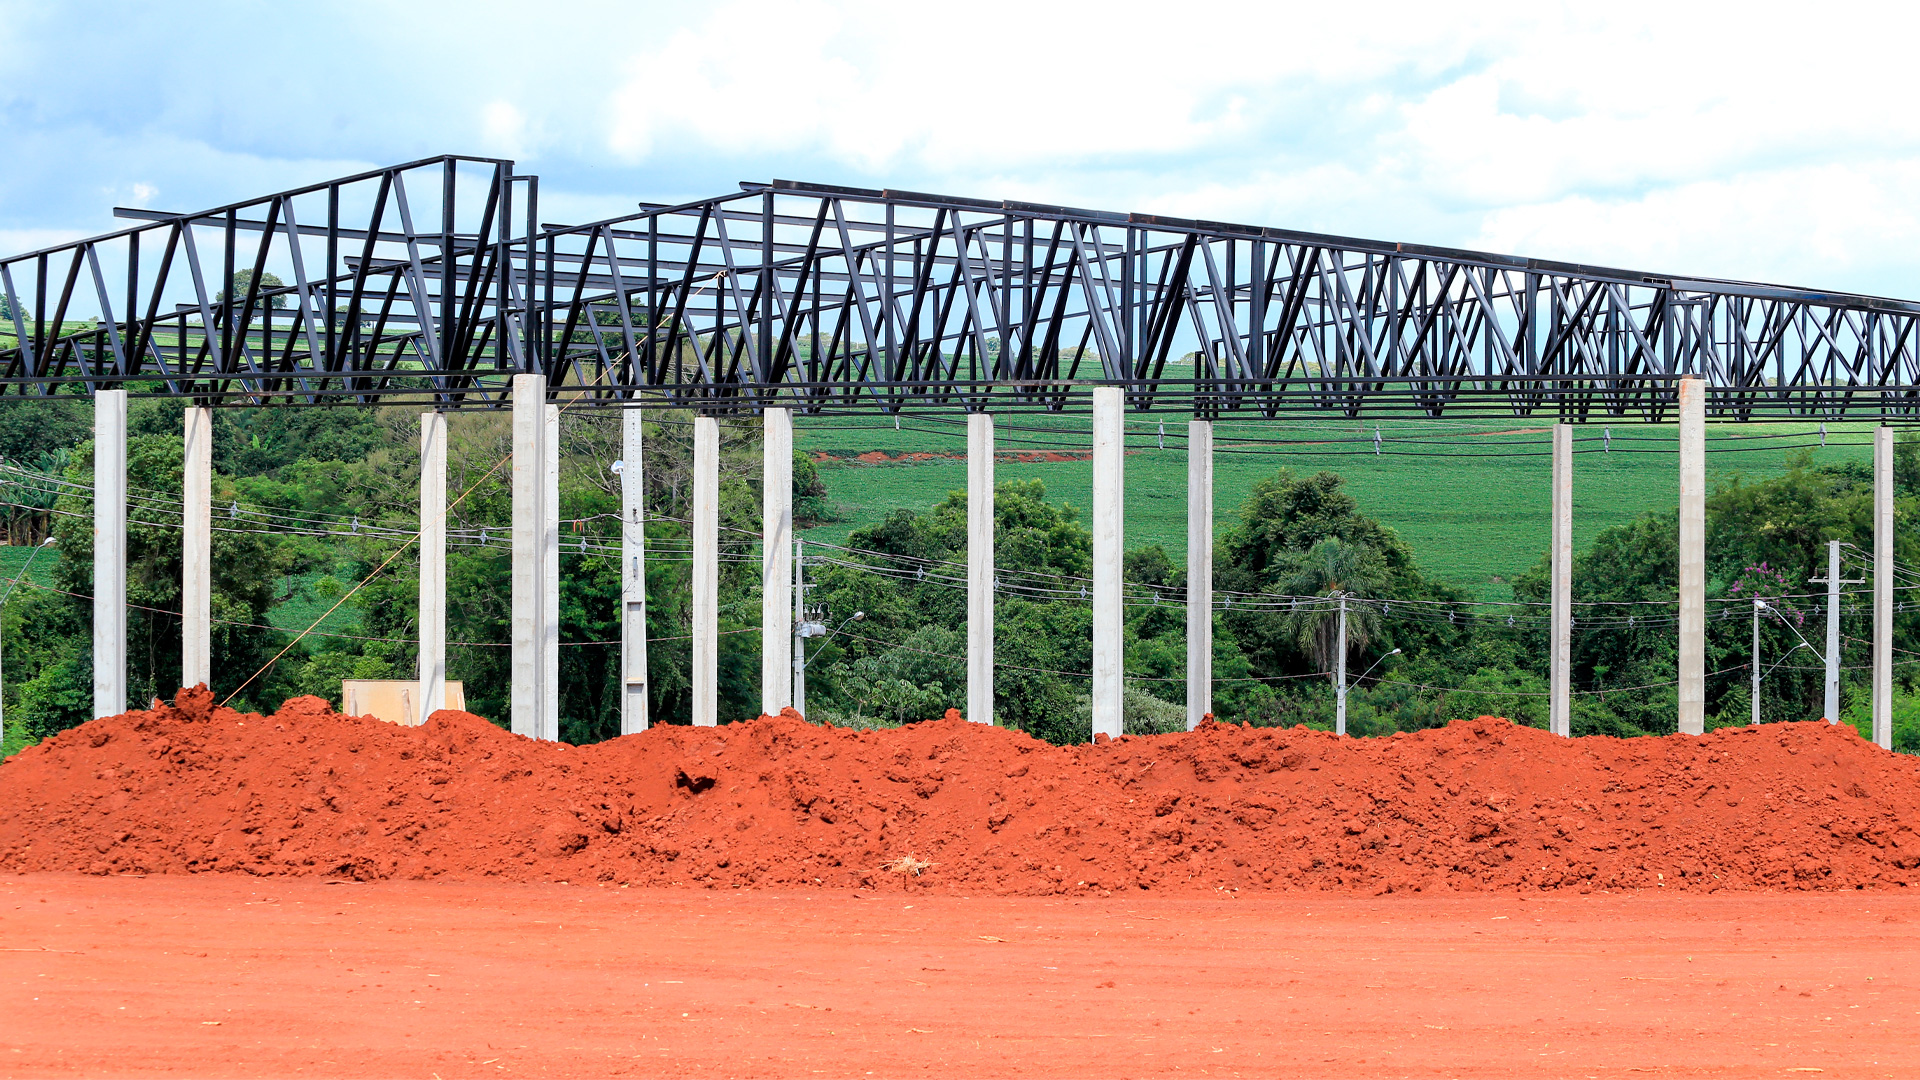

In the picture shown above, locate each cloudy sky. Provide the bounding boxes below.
[2,0,1915,299]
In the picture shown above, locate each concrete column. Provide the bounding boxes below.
[967,412,994,724]
[1677,376,1706,735]
[542,404,560,742]
[1186,419,1213,730]
[418,411,447,725]
[1550,423,1572,737]
[510,373,552,739]
[761,408,793,715]
[1874,425,1894,750]
[1823,540,1842,725]
[692,415,720,727]
[620,407,648,734]
[92,389,126,719]
[1091,386,1124,740]
[182,405,212,692]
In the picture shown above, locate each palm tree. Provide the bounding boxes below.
[1277,537,1386,680]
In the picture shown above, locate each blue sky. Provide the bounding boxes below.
[3,0,1916,299]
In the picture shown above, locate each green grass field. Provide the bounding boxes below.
[795,415,1879,600]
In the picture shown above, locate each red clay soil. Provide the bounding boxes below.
[2,686,1918,893]
[6,877,1919,1078]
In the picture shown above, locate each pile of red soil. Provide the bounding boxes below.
[3,687,1918,894]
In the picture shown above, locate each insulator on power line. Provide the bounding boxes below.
[894,415,900,431]
[1158,421,1165,450]
[1507,614,1515,627]
[1373,427,1382,456]
[228,501,239,519]
[1604,428,1611,452]
[1821,421,1827,448]
[1628,616,1636,628]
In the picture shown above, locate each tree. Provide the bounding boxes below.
[1279,537,1386,680]
[216,270,289,310]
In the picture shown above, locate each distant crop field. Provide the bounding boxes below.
[794,414,1878,600]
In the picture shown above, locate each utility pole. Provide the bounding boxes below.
[1808,540,1864,724]
[1751,599,1763,726]
[1335,593,1349,737]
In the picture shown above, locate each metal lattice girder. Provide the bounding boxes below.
[5,157,1920,419]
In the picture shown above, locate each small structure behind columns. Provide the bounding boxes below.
[1677,376,1706,735]
[620,407,648,734]
[182,405,212,691]
[967,412,994,723]
[93,389,126,719]
[510,374,558,740]
[1549,424,1572,737]
[761,408,793,716]
[418,411,447,725]
[1186,419,1213,730]
[692,416,720,727]
[1090,387,1124,740]
[1874,426,1894,750]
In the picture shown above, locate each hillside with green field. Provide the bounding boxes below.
[796,415,1881,600]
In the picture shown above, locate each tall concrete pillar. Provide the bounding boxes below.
[1677,376,1706,735]
[692,415,720,727]
[182,405,212,692]
[1186,419,1213,730]
[1091,386,1124,740]
[510,374,557,740]
[1550,423,1572,737]
[1823,540,1842,725]
[418,411,447,725]
[542,404,560,741]
[1874,425,1894,750]
[761,408,792,716]
[92,389,126,719]
[967,412,994,724]
[621,407,648,734]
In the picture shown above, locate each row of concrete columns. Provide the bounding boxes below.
[90,376,1900,749]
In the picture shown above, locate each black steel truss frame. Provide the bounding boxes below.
[4,155,1918,421]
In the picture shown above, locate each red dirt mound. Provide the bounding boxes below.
[3,686,1918,894]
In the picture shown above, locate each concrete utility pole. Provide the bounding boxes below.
[761,408,792,716]
[1809,540,1862,725]
[692,415,719,727]
[1550,423,1572,737]
[1875,426,1894,750]
[182,405,212,692]
[620,407,648,734]
[1751,599,1763,726]
[1334,594,1349,737]
[792,538,807,718]
[1186,419,1213,730]
[1677,375,1706,735]
[967,412,994,724]
[93,388,126,719]
[418,411,447,725]
[510,374,558,740]
[1090,387,1124,740]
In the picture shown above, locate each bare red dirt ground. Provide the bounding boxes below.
[1,876,1916,1078]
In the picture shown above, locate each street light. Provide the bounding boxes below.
[1339,647,1400,737]
[1,536,58,749]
